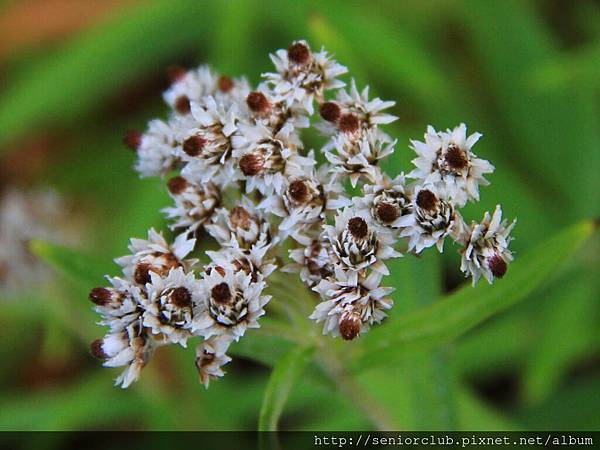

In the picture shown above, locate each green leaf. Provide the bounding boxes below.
[29,240,107,287]
[258,344,314,431]
[352,220,597,370]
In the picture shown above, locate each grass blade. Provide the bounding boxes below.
[258,344,314,431]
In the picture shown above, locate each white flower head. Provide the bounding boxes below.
[192,268,271,341]
[323,129,396,187]
[205,197,272,250]
[318,79,396,135]
[134,119,180,178]
[259,158,350,238]
[354,173,413,230]
[324,206,401,275]
[142,268,203,347]
[91,320,155,389]
[263,40,348,113]
[162,176,221,234]
[89,277,141,323]
[177,96,242,188]
[195,335,233,388]
[408,123,494,206]
[399,185,463,253]
[115,228,197,286]
[310,268,394,340]
[460,205,516,286]
[206,240,277,283]
[283,236,335,288]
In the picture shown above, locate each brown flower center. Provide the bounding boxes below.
[167,176,189,195]
[488,255,507,279]
[444,145,468,171]
[170,287,192,308]
[218,75,234,93]
[339,312,361,341]
[211,282,232,305]
[183,135,206,157]
[174,95,191,114]
[89,287,111,306]
[416,189,438,211]
[376,202,399,223]
[320,102,341,122]
[230,207,252,230]
[134,263,152,285]
[348,217,369,239]
[287,180,310,203]
[246,91,270,114]
[239,153,264,176]
[123,130,141,151]
[338,113,360,133]
[287,42,311,65]
[90,339,107,360]
[166,65,186,83]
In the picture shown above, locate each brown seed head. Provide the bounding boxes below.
[376,202,400,224]
[123,130,142,151]
[339,311,362,341]
[416,189,438,211]
[218,75,234,93]
[170,287,192,308]
[444,145,469,171]
[183,135,206,157]
[320,102,341,122]
[90,339,107,360]
[239,153,264,176]
[287,42,311,65]
[167,176,189,195]
[174,95,191,114]
[488,254,507,279]
[246,91,270,114]
[166,65,187,83]
[134,263,152,285]
[348,217,369,239]
[287,180,310,203]
[89,287,112,306]
[211,282,232,304]
[230,206,252,230]
[338,114,360,133]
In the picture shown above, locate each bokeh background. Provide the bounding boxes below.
[0,0,598,432]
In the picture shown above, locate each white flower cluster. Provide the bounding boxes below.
[95,40,515,388]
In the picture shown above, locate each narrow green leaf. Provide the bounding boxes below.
[352,220,597,370]
[29,240,107,287]
[258,345,315,431]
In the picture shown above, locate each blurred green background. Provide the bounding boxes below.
[0,0,598,432]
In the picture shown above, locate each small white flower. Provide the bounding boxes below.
[192,268,271,341]
[399,186,463,253]
[263,40,347,113]
[323,129,396,187]
[163,65,219,112]
[258,159,350,238]
[135,119,180,178]
[318,80,396,135]
[459,205,516,286]
[205,197,272,250]
[206,241,277,282]
[283,236,335,288]
[142,268,203,347]
[91,320,155,389]
[177,96,242,188]
[89,277,140,323]
[310,267,394,340]
[195,335,233,388]
[354,173,413,230]
[115,228,197,285]
[162,176,221,234]
[232,122,314,195]
[408,123,494,206]
[324,207,401,275]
